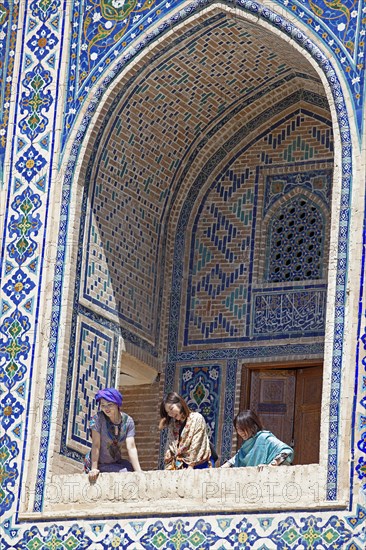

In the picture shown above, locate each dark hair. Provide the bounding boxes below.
[233,410,264,436]
[160,392,191,425]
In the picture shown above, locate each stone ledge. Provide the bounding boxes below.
[19,464,349,518]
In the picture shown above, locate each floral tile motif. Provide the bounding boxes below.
[1,513,364,548]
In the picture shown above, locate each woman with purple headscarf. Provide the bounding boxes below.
[84,388,142,481]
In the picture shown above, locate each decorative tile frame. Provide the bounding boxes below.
[64,309,119,457]
[37,0,353,510]
[0,0,364,547]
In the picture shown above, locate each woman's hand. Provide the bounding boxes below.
[88,468,100,482]
[221,462,232,468]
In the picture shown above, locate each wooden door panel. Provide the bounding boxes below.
[250,369,296,446]
[294,409,320,464]
[293,365,322,465]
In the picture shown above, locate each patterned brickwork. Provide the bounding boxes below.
[184,111,333,344]
[82,15,320,345]
[62,0,366,144]
[60,306,119,462]
[68,320,114,449]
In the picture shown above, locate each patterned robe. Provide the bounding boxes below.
[164,411,211,469]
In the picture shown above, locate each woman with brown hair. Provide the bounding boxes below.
[159,392,214,469]
[221,409,293,468]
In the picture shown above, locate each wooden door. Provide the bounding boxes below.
[241,362,323,464]
[250,369,296,447]
[292,365,322,465]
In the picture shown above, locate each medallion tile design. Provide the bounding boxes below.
[180,364,222,442]
[16,524,92,549]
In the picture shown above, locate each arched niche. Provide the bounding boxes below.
[21,2,358,517]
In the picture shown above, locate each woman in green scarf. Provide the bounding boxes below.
[222,410,294,468]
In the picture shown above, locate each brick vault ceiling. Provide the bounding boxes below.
[84,13,329,342]
[95,13,324,215]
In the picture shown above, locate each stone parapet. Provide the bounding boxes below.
[19,464,347,519]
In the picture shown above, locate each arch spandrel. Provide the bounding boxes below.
[62,0,365,149]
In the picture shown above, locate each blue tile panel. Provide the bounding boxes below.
[1,507,365,547]
[70,321,114,448]
[184,112,333,345]
[180,364,222,444]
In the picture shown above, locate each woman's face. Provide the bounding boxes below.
[236,426,252,441]
[165,403,184,421]
[99,398,119,419]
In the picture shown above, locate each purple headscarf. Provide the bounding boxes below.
[95,388,123,407]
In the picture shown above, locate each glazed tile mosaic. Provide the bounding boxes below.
[0,0,365,547]
[62,0,366,145]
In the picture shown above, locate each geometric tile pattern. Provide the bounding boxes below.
[266,195,325,282]
[68,320,114,449]
[61,309,119,461]
[185,113,333,344]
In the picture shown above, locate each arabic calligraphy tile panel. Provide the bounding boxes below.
[251,288,327,337]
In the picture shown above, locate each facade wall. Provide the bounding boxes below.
[0,0,365,547]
